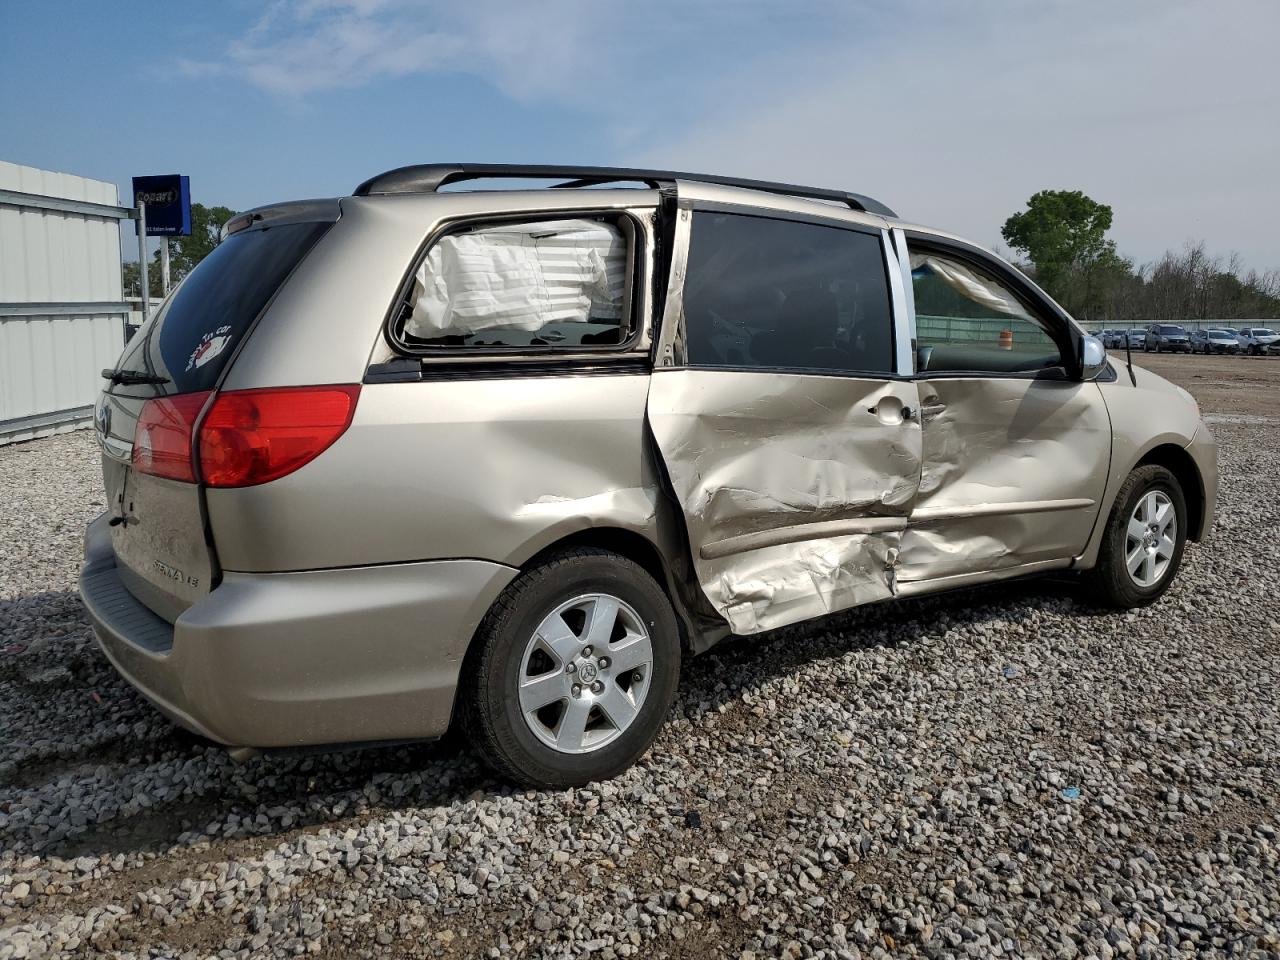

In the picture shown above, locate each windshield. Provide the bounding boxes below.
[1209,329,1234,337]
[110,221,331,396]
[1159,325,1186,334]
[1254,329,1276,336]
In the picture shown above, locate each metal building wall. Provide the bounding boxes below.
[0,161,130,444]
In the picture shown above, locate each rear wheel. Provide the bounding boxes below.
[1082,465,1187,608]
[461,549,680,788]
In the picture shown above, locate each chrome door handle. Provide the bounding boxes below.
[867,400,916,424]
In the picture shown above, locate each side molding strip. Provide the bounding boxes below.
[700,516,909,560]
[908,498,1096,523]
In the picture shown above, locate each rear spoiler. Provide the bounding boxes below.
[221,199,342,241]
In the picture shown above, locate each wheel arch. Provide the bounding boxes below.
[508,526,706,654]
[1134,442,1206,542]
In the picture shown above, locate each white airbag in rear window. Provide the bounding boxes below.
[404,219,626,340]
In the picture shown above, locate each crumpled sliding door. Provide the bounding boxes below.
[648,369,922,634]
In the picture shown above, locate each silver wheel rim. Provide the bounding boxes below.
[1125,490,1177,588]
[517,593,653,755]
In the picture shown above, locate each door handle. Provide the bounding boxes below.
[867,400,916,424]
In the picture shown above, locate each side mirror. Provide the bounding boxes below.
[1079,334,1107,381]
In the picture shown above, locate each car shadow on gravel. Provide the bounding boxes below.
[2,575,1087,861]
[680,573,1085,709]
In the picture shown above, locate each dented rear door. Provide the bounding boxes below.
[647,195,921,634]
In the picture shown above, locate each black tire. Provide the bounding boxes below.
[461,548,680,788]
[1081,465,1187,609]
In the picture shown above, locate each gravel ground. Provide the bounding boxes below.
[2,358,1278,959]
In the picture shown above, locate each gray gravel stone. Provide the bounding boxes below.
[2,403,1279,958]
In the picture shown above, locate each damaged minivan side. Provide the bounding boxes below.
[81,164,1217,788]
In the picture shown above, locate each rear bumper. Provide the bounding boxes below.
[79,513,517,748]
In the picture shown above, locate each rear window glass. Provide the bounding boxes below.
[112,222,330,395]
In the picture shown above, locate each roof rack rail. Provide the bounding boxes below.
[351,163,896,218]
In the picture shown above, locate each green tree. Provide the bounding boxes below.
[1001,190,1116,299]
[121,202,236,298]
[168,202,235,281]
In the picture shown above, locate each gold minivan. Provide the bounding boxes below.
[82,164,1217,787]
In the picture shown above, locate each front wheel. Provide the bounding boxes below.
[461,548,681,788]
[1081,465,1187,609]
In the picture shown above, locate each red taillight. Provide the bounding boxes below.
[197,385,360,488]
[132,391,213,482]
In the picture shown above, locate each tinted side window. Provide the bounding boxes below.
[910,248,1065,374]
[683,212,894,374]
[397,217,632,349]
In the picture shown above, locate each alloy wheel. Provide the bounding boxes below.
[517,593,653,754]
[1125,490,1177,588]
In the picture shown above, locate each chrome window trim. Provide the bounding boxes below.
[890,227,918,372]
[882,228,912,376]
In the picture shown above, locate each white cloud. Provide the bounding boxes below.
[186,0,622,101]
[185,0,1280,269]
[640,0,1280,270]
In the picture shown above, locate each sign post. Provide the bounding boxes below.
[132,174,192,302]
[137,201,150,323]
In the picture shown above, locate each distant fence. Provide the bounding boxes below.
[916,314,1054,346]
[918,314,1274,342]
[0,161,131,445]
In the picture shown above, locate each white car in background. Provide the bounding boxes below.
[1237,326,1278,355]
[1126,328,1147,349]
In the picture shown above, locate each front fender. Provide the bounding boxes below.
[1075,368,1212,568]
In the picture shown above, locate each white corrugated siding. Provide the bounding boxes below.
[0,160,127,444]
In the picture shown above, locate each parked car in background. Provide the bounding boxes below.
[1101,329,1123,349]
[1145,324,1191,353]
[1190,329,1241,354]
[1126,328,1147,349]
[1265,338,1280,357]
[79,163,1218,787]
[1237,326,1279,355]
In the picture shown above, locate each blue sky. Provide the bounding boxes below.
[4,0,1279,272]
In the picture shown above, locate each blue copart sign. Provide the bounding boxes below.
[132,175,192,236]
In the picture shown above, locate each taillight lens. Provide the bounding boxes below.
[132,391,213,482]
[197,385,360,488]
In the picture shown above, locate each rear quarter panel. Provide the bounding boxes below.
[211,189,671,573]
[207,376,663,572]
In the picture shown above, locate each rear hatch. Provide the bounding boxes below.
[97,215,334,622]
